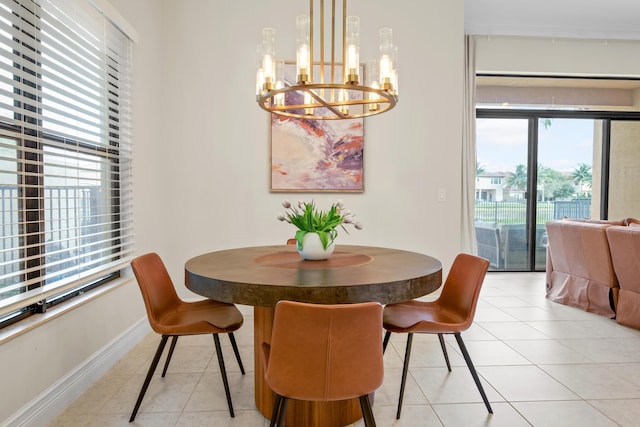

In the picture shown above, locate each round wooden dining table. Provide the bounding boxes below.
[185,244,442,427]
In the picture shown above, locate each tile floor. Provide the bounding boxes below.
[50,273,640,426]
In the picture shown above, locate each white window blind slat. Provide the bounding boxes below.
[40,10,103,62]
[40,51,104,101]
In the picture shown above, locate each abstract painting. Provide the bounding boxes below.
[270,64,364,192]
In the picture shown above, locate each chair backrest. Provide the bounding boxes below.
[607,225,640,293]
[265,300,383,402]
[131,253,181,334]
[438,253,490,331]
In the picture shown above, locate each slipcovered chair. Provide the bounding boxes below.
[545,219,619,317]
[606,225,640,329]
[383,253,492,419]
[129,253,245,422]
[262,300,384,427]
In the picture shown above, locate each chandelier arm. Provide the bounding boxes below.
[265,98,392,110]
[342,0,346,85]
[306,87,348,118]
[320,0,325,84]
[258,83,397,120]
[310,0,314,83]
[331,0,336,84]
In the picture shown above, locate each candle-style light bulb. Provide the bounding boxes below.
[261,28,276,91]
[256,44,265,97]
[338,89,349,115]
[274,60,285,107]
[345,16,359,84]
[366,60,380,112]
[379,28,395,92]
[304,91,314,115]
[296,15,310,84]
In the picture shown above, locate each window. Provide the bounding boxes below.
[475,75,640,272]
[0,0,134,326]
[490,178,501,185]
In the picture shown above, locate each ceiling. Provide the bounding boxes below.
[464,0,640,40]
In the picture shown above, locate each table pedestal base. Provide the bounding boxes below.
[254,306,363,427]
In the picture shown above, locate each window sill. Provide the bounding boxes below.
[0,276,134,346]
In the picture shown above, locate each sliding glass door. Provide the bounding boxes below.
[475,118,530,270]
[476,114,601,271]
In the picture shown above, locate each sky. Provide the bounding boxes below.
[476,118,595,175]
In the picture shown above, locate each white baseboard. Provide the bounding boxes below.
[4,318,150,427]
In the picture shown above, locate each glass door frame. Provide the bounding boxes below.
[477,108,640,271]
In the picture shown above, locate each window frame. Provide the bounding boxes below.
[0,0,134,327]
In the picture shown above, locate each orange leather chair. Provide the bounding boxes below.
[383,253,492,419]
[262,300,384,427]
[129,253,245,422]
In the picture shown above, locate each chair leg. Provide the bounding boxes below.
[213,334,235,417]
[269,393,282,427]
[382,330,391,353]
[228,332,245,375]
[276,396,288,427]
[161,336,179,377]
[270,394,283,427]
[130,335,169,422]
[454,333,493,414]
[396,332,414,420]
[438,333,452,372]
[359,394,377,427]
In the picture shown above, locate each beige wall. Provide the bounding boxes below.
[593,121,603,218]
[476,36,640,77]
[589,121,640,222]
[0,282,144,422]
[1,0,465,423]
[609,122,640,219]
[118,0,466,296]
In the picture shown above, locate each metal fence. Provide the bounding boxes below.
[1,185,103,297]
[474,199,592,271]
[475,199,591,224]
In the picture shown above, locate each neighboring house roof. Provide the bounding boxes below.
[478,172,507,178]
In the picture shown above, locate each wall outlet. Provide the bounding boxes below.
[438,188,446,202]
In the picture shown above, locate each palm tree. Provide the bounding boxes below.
[476,161,486,176]
[505,164,527,200]
[571,163,592,197]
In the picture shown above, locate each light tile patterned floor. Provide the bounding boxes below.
[50,273,640,426]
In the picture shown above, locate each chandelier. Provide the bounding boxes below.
[255,0,398,120]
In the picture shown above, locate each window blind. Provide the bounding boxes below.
[0,0,134,320]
